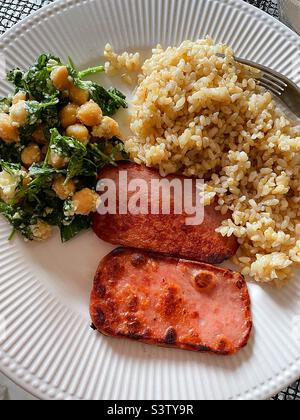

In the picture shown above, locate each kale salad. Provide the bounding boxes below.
[0,54,128,242]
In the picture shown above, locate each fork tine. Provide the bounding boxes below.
[260,75,285,92]
[261,72,287,89]
[226,54,299,90]
[257,80,282,97]
[216,52,300,118]
[217,52,286,86]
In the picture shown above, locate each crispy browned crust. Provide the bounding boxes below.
[92,163,239,265]
[90,248,252,355]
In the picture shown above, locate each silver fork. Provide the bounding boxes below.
[217,53,300,118]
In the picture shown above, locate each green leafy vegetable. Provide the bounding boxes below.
[87,138,129,169]
[0,160,22,175]
[0,96,12,113]
[67,57,104,86]
[48,128,128,180]
[25,164,63,202]
[68,58,127,115]
[29,189,63,225]
[26,98,59,126]
[0,201,35,240]
[60,215,92,242]
[28,164,65,178]
[42,106,60,137]
[6,69,24,91]
[7,54,62,101]
[48,128,86,157]
[90,85,127,116]
[19,124,38,145]
[0,142,22,164]
[47,128,87,181]
[1,53,129,243]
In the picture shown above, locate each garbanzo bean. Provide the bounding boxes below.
[12,91,27,105]
[50,66,71,91]
[69,84,89,105]
[72,188,98,215]
[48,151,69,169]
[66,124,90,144]
[10,100,28,127]
[52,175,76,200]
[77,100,102,126]
[92,116,120,139]
[60,103,79,128]
[31,220,52,241]
[21,144,42,167]
[0,112,19,143]
[32,126,48,145]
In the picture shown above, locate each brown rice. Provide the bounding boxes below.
[124,38,300,284]
[104,43,141,84]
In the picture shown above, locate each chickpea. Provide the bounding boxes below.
[77,100,102,126]
[50,66,71,91]
[21,144,42,167]
[52,175,76,200]
[66,124,90,144]
[32,126,47,145]
[12,91,27,105]
[60,103,79,129]
[48,150,69,169]
[72,188,98,215]
[69,84,89,105]
[0,112,19,143]
[31,220,52,241]
[10,100,28,127]
[92,116,120,139]
[0,171,16,203]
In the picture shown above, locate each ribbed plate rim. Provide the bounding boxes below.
[0,0,300,400]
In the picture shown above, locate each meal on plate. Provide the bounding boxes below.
[2,37,300,354]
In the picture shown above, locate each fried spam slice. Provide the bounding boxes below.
[93,163,239,264]
[90,248,252,355]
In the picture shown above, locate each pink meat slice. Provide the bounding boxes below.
[90,248,252,355]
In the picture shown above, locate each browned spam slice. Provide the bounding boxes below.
[93,163,239,264]
[90,248,252,355]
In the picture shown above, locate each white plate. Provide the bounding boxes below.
[1,0,300,401]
